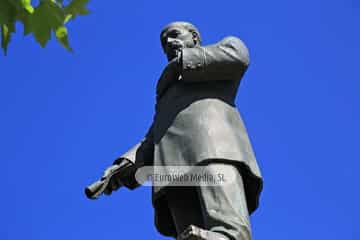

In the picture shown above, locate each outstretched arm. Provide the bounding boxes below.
[85,117,155,198]
[156,36,250,98]
[109,124,154,191]
[180,36,250,82]
[116,124,154,167]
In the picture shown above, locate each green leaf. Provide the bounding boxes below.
[0,0,91,55]
[64,14,72,23]
[1,22,16,55]
[6,0,22,11]
[51,0,63,8]
[21,13,32,36]
[21,0,34,14]
[64,0,89,20]
[55,25,72,51]
[0,0,16,24]
[30,0,65,47]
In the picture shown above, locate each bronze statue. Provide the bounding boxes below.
[86,21,263,240]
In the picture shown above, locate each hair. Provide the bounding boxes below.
[160,21,202,49]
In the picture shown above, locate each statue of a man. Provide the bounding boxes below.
[87,21,263,240]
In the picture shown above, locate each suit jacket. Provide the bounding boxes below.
[119,36,263,235]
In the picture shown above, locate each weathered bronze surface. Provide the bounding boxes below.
[86,21,263,240]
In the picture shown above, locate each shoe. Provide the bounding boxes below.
[177,225,228,240]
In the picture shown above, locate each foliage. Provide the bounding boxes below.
[0,0,89,55]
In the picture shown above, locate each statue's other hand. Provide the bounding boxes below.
[103,158,139,195]
[103,172,124,195]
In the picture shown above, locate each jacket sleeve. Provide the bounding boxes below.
[118,124,154,168]
[114,124,154,190]
[180,36,250,82]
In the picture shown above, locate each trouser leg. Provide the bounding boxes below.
[166,163,252,240]
[197,163,252,240]
[166,185,205,235]
[166,187,229,240]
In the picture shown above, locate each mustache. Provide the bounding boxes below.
[167,38,185,49]
[167,44,183,52]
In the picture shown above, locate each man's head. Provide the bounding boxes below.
[160,21,202,61]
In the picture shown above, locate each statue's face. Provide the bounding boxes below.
[161,25,198,61]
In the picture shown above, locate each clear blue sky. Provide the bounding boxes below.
[1,0,359,239]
